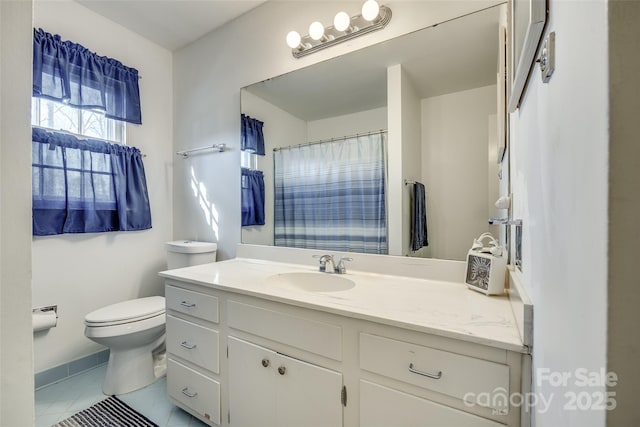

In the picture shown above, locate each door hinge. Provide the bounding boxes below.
[341,385,347,407]
[227,345,229,358]
[228,410,230,424]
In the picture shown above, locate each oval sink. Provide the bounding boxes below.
[266,272,355,293]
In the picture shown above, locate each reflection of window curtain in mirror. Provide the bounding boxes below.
[274,133,387,254]
[241,168,265,226]
[241,114,265,155]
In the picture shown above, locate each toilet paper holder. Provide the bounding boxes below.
[33,305,58,333]
[33,305,57,315]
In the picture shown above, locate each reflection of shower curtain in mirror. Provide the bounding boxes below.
[274,133,387,254]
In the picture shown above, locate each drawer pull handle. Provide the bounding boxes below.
[262,358,270,368]
[409,363,442,380]
[278,366,286,375]
[180,301,196,308]
[181,387,198,398]
[180,341,197,350]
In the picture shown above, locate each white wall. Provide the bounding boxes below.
[240,91,307,246]
[400,68,423,257]
[388,65,424,257]
[0,0,35,423]
[173,0,504,261]
[306,107,387,141]
[421,85,496,261]
[509,1,608,426]
[32,1,174,373]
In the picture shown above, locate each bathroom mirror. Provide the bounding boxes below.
[507,0,547,111]
[240,5,509,262]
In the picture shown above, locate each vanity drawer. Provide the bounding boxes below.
[360,380,503,427]
[168,358,220,425]
[227,300,342,361]
[166,284,219,323]
[166,315,219,373]
[360,333,510,411]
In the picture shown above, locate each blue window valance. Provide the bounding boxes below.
[33,28,142,124]
[241,114,265,155]
[241,168,265,226]
[32,127,152,235]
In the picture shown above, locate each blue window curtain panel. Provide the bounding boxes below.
[241,168,265,226]
[241,114,265,155]
[33,28,142,124]
[274,132,388,254]
[32,127,152,235]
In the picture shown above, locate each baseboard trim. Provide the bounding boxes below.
[35,349,109,389]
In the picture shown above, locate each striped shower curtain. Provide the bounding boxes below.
[274,132,387,254]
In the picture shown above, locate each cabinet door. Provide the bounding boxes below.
[360,380,502,427]
[228,337,277,427]
[276,353,343,427]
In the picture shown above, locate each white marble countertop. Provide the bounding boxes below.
[159,258,527,353]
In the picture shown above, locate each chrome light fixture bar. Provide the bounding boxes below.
[287,2,392,59]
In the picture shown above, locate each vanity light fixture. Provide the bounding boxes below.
[286,0,392,58]
[333,12,353,32]
[361,0,381,22]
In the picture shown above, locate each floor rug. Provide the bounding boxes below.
[52,395,158,427]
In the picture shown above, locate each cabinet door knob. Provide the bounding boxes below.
[180,301,196,308]
[278,366,286,375]
[261,358,270,368]
[180,341,197,350]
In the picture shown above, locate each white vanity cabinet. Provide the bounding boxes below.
[163,272,528,427]
[165,283,221,426]
[228,336,343,427]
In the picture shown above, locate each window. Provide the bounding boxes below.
[240,151,258,170]
[31,98,125,144]
[31,29,150,236]
[30,99,152,235]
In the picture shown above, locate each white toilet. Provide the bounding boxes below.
[84,240,217,395]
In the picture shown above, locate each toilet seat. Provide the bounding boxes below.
[85,296,165,327]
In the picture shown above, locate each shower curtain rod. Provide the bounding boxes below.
[273,129,387,152]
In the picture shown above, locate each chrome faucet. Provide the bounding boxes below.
[313,254,353,274]
[314,254,336,273]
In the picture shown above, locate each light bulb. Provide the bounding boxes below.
[286,31,301,49]
[334,11,351,32]
[361,0,380,21]
[308,21,325,41]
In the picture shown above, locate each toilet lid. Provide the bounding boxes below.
[85,296,165,325]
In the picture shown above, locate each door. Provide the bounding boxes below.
[275,352,343,427]
[228,337,343,427]
[228,337,277,427]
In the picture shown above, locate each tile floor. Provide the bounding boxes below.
[35,364,207,427]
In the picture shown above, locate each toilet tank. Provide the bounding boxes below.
[166,241,217,269]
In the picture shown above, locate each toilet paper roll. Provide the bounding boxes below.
[33,310,57,332]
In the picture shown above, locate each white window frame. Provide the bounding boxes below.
[31,97,126,144]
[241,150,258,170]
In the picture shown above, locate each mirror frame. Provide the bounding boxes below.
[507,0,547,112]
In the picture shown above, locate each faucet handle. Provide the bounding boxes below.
[335,257,353,274]
[313,254,333,272]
